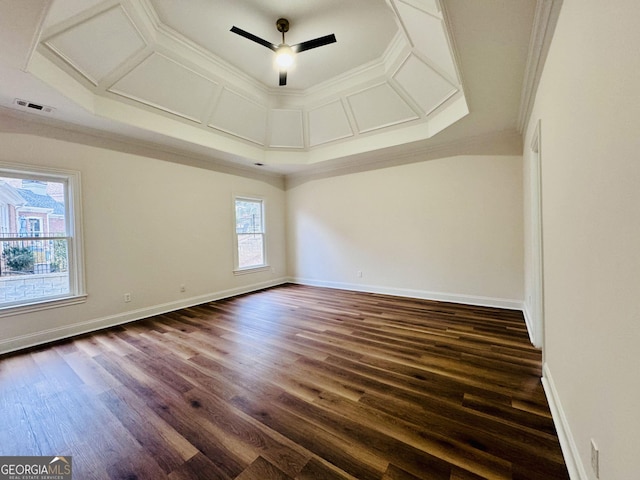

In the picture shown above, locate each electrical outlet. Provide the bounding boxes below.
[591,439,599,478]
[180,284,186,292]
[357,271,363,278]
[123,293,131,303]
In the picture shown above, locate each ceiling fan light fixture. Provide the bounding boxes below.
[231,17,336,86]
[275,44,295,68]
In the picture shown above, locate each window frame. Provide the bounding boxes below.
[233,195,269,274]
[0,162,87,317]
[24,217,43,237]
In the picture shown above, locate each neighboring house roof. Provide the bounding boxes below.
[0,181,27,205]
[17,189,65,215]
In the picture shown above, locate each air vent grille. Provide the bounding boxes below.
[13,98,55,114]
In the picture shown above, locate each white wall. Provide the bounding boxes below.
[524,0,640,478]
[287,154,524,308]
[0,132,287,353]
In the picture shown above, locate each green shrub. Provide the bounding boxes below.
[2,246,35,272]
[50,240,68,272]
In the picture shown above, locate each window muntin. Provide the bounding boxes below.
[234,197,266,270]
[0,166,85,313]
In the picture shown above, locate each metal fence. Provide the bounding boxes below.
[0,236,68,277]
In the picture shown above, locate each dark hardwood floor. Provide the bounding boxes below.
[0,284,568,479]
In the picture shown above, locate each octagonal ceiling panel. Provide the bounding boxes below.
[394,54,457,115]
[309,101,353,147]
[348,83,418,133]
[33,0,468,168]
[148,0,398,90]
[45,5,146,85]
[269,110,304,149]
[394,0,458,82]
[110,52,218,123]
[209,88,267,145]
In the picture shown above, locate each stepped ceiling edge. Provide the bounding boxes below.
[0,0,556,177]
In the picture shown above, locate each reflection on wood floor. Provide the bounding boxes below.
[0,284,569,479]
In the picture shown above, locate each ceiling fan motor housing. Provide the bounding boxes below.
[276,18,290,33]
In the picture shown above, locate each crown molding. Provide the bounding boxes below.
[0,107,285,189]
[517,0,564,134]
[0,104,525,194]
[285,129,523,189]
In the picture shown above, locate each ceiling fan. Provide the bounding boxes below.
[230,18,337,86]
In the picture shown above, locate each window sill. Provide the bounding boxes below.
[233,265,271,276]
[0,294,88,318]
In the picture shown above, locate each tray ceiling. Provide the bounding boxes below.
[29,0,467,169]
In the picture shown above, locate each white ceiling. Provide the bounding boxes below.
[149,0,398,90]
[0,0,541,178]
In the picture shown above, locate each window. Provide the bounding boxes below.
[0,164,86,315]
[234,197,266,271]
[25,218,42,237]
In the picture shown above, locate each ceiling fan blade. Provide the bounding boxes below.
[279,70,287,86]
[293,34,337,53]
[230,26,277,51]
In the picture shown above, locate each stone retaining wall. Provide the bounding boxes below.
[0,273,69,303]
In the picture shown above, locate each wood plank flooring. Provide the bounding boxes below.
[0,284,569,479]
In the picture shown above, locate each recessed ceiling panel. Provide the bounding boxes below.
[394,54,457,115]
[110,53,217,123]
[45,6,146,85]
[347,83,418,133]
[269,110,304,148]
[308,101,353,147]
[209,88,267,145]
[149,0,398,90]
[28,0,475,168]
[395,0,458,82]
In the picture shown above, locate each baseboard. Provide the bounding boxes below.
[0,277,289,356]
[542,363,588,480]
[290,277,524,311]
[0,277,525,353]
[522,303,536,345]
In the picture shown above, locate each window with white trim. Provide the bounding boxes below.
[0,164,86,314]
[234,197,266,271]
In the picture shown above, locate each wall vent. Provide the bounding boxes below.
[13,98,55,114]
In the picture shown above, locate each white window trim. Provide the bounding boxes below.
[0,295,88,318]
[0,162,87,316]
[233,265,271,276]
[233,195,269,274]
